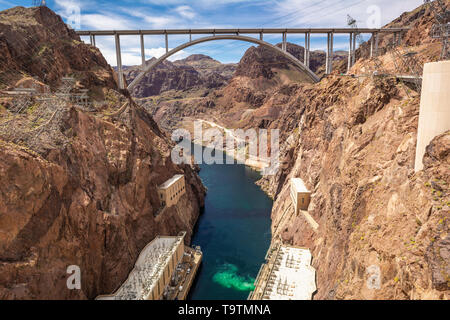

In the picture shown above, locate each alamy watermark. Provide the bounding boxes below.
[171,121,280,175]
[366,5,382,29]
[63,3,81,30]
[366,265,381,290]
[66,265,81,290]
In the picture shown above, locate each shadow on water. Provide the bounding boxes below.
[187,144,273,300]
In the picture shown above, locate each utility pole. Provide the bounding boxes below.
[347,15,365,48]
[346,15,365,72]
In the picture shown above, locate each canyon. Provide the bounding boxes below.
[0,0,448,300]
[122,1,449,300]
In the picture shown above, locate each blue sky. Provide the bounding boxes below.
[1,0,423,65]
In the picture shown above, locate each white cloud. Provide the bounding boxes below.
[54,0,91,17]
[143,15,180,28]
[81,13,133,30]
[87,36,188,66]
[142,0,257,6]
[174,5,196,19]
[119,8,181,29]
[272,0,424,28]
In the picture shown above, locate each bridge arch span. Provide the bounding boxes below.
[127,35,320,91]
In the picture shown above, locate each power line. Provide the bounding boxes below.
[177,0,368,58]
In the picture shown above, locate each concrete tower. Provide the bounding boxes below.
[414,60,450,171]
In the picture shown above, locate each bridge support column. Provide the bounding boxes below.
[282,32,287,52]
[189,32,192,42]
[115,33,124,90]
[326,33,329,74]
[370,33,374,58]
[326,33,334,74]
[328,32,334,74]
[352,31,356,66]
[260,32,263,41]
[374,32,379,57]
[304,33,310,68]
[165,33,169,53]
[347,33,353,73]
[393,32,397,47]
[140,33,145,67]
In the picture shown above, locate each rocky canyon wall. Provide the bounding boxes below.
[0,6,205,299]
[266,74,448,299]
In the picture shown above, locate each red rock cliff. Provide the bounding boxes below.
[0,6,205,299]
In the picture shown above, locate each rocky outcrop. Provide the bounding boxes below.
[250,1,449,300]
[0,6,116,91]
[235,43,346,79]
[0,6,206,300]
[124,55,237,98]
[0,104,205,300]
[334,0,449,75]
[257,72,449,299]
[173,54,236,79]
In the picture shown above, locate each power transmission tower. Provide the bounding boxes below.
[424,0,449,60]
[347,15,365,68]
[347,14,385,75]
[389,47,423,93]
[346,13,422,94]
[347,15,364,47]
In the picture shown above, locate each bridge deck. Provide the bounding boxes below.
[76,28,409,36]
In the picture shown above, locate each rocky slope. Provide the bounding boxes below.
[261,74,448,299]
[124,54,237,98]
[333,0,448,76]
[254,1,449,299]
[235,42,346,80]
[0,6,116,91]
[0,6,205,299]
[173,54,236,79]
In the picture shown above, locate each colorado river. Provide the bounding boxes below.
[188,145,273,300]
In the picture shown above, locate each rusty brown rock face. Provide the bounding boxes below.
[0,6,206,300]
[0,103,205,300]
[0,6,116,91]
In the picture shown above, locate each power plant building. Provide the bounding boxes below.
[96,232,200,300]
[249,243,316,300]
[290,178,311,214]
[158,174,186,208]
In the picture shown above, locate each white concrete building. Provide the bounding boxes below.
[158,174,186,208]
[96,232,186,300]
[290,178,311,214]
[250,244,317,300]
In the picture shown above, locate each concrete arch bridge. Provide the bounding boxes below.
[76,28,409,91]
